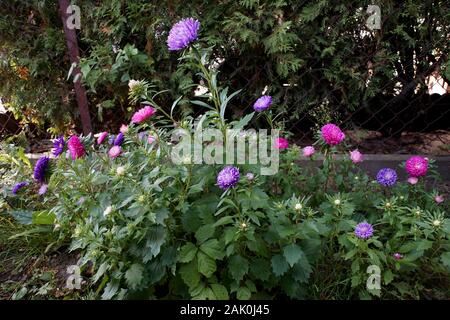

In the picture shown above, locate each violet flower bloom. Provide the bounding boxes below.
[217,166,240,190]
[354,222,374,239]
[167,18,200,51]
[376,168,397,187]
[12,181,28,195]
[52,136,65,157]
[33,156,50,183]
[253,95,272,112]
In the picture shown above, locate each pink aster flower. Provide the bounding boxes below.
[108,146,122,159]
[148,135,156,144]
[321,123,345,146]
[67,135,86,160]
[131,106,156,124]
[435,195,444,204]
[303,146,315,157]
[349,149,363,163]
[275,137,289,149]
[120,124,129,133]
[96,132,108,145]
[407,177,418,185]
[405,156,428,178]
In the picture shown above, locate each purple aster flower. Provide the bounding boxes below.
[167,18,200,51]
[33,156,50,183]
[52,136,65,157]
[38,184,48,195]
[246,172,254,181]
[108,135,115,145]
[393,253,403,260]
[114,132,124,146]
[354,222,374,239]
[217,166,240,190]
[376,168,397,187]
[253,95,272,112]
[12,181,28,195]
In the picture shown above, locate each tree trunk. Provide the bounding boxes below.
[58,0,92,134]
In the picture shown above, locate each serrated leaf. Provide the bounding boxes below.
[271,254,289,277]
[125,264,144,290]
[197,252,216,277]
[200,239,223,260]
[195,224,215,243]
[283,244,304,267]
[211,284,229,300]
[236,286,251,300]
[180,260,201,289]
[178,243,198,263]
[228,255,249,282]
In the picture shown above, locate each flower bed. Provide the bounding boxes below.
[2,18,449,300]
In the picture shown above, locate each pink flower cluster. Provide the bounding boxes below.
[131,106,156,124]
[275,137,289,149]
[67,136,86,159]
[405,156,428,178]
[321,124,345,146]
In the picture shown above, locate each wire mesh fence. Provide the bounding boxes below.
[1,2,449,155]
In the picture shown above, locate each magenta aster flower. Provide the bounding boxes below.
[33,156,50,183]
[108,145,122,159]
[405,156,428,178]
[354,222,374,239]
[253,95,272,112]
[217,166,240,190]
[321,123,345,146]
[393,253,403,260]
[12,181,28,195]
[67,136,86,160]
[52,136,65,157]
[275,137,289,149]
[131,106,156,124]
[376,168,397,187]
[167,18,200,51]
[435,195,444,204]
[349,149,363,163]
[303,146,315,157]
[97,132,108,145]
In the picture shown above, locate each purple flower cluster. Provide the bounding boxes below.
[12,181,28,195]
[376,168,397,187]
[167,18,200,51]
[114,132,125,146]
[253,95,272,112]
[52,136,65,157]
[354,222,374,239]
[33,156,50,183]
[217,166,240,190]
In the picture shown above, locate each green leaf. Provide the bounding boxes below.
[10,210,33,225]
[200,239,223,260]
[125,263,144,290]
[283,244,304,267]
[440,252,450,272]
[195,224,215,244]
[228,255,249,282]
[233,111,254,129]
[178,243,198,263]
[210,284,229,300]
[197,252,216,278]
[384,269,394,285]
[32,211,55,225]
[271,254,289,277]
[180,260,201,289]
[236,286,252,300]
